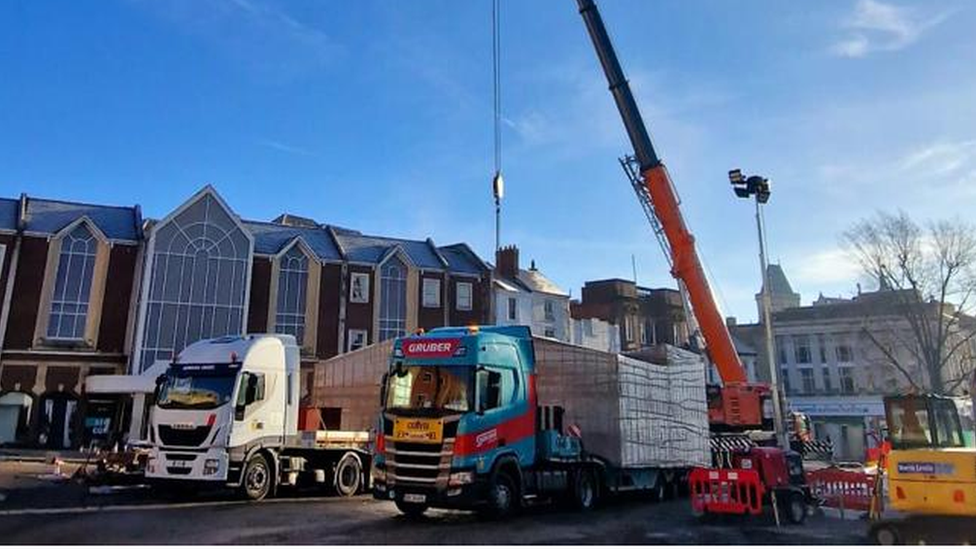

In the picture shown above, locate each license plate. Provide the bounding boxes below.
[171,460,191,469]
[403,493,426,504]
[392,418,444,444]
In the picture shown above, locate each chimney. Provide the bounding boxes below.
[495,245,519,280]
[530,259,537,271]
[726,316,737,329]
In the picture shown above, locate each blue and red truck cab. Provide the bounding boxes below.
[371,325,596,518]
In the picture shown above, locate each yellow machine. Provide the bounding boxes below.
[870,394,976,544]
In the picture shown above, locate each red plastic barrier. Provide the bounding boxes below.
[689,467,765,515]
[806,467,876,511]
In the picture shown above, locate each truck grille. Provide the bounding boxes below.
[158,424,212,447]
[384,416,459,488]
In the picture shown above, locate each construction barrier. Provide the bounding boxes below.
[806,467,876,511]
[689,467,764,515]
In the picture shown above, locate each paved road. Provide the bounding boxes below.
[0,461,868,545]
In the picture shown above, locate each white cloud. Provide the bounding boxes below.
[830,0,949,58]
[259,138,317,157]
[792,248,861,287]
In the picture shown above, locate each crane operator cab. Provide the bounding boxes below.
[869,394,976,544]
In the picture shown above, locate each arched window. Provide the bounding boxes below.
[378,256,407,342]
[138,192,251,371]
[275,245,309,343]
[48,224,97,340]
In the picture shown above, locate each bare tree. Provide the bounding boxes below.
[844,210,976,394]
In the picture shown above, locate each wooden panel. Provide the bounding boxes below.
[247,258,272,334]
[5,237,48,350]
[97,244,138,353]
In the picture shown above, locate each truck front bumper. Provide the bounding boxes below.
[145,446,230,483]
[373,480,488,510]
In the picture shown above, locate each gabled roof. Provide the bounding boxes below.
[439,243,489,276]
[19,196,141,242]
[243,220,342,262]
[519,268,568,296]
[332,230,447,270]
[0,198,17,233]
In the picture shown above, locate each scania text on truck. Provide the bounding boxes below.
[372,325,710,518]
[146,334,371,500]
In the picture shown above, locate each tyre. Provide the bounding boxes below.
[782,491,807,525]
[241,453,274,501]
[334,453,362,497]
[395,500,429,519]
[481,470,518,520]
[572,469,598,511]
[869,523,900,545]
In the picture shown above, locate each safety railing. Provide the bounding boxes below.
[689,467,765,515]
[806,467,877,512]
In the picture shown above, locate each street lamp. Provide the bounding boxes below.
[729,168,788,450]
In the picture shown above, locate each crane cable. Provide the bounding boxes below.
[491,0,504,253]
[492,0,501,176]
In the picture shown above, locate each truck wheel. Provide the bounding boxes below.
[395,500,428,519]
[242,453,273,501]
[869,523,900,545]
[334,453,362,497]
[572,469,598,511]
[782,491,807,525]
[482,471,518,519]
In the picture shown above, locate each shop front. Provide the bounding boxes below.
[788,395,886,462]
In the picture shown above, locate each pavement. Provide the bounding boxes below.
[0,461,870,545]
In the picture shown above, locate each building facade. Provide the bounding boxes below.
[571,278,689,353]
[0,186,491,449]
[492,246,570,341]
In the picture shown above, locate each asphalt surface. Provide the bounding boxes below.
[0,461,869,545]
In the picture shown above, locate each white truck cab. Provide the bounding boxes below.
[147,334,370,500]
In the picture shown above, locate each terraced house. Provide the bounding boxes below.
[0,186,491,449]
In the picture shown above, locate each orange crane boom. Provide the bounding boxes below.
[576,0,745,385]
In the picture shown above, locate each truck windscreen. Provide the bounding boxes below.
[157,364,239,410]
[385,366,472,413]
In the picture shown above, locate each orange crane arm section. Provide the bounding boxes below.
[643,166,746,384]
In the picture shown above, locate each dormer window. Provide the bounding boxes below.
[47,224,97,340]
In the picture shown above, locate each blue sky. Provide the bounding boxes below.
[3,0,976,322]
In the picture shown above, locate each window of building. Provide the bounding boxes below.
[347,329,367,352]
[822,367,833,392]
[422,277,441,308]
[800,368,815,394]
[817,334,827,363]
[137,192,251,372]
[350,273,370,304]
[781,369,792,395]
[544,300,555,321]
[793,335,811,364]
[544,327,556,338]
[275,246,308,343]
[839,366,855,394]
[775,336,788,365]
[378,257,407,342]
[507,297,517,321]
[47,224,98,340]
[456,281,473,311]
[836,343,854,363]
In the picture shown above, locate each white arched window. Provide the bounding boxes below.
[378,256,407,342]
[275,246,309,343]
[137,192,251,371]
[47,224,97,340]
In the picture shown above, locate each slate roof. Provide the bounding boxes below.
[19,197,141,241]
[492,266,568,296]
[333,230,447,270]
[763,264,797,296]
[439,243,489,276]
[0,198,17,232]
[242,220,343,262]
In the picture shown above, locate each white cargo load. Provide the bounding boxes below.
[534,339,710,469]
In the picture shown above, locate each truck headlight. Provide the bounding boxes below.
[203,458,220,476]
[448,471,474,486]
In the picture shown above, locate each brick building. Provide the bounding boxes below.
[0,186,491,449]
[570,278,689,353]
